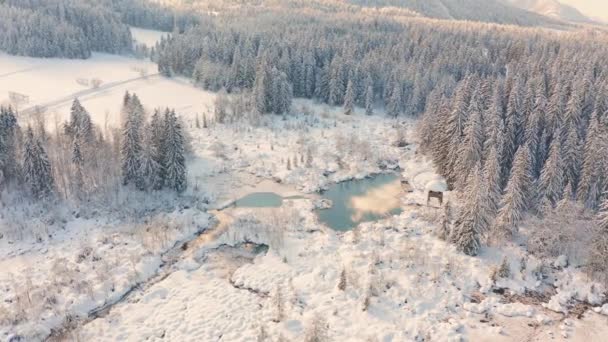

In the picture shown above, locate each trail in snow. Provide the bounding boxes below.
[20,73,161,115]
[0,66,43,79]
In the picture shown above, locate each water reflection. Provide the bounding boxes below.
[317,173,402,231]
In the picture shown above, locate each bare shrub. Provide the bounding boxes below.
[304,314,329,342]
[337,268,347,291]
[272,284,285,322]
[527,201,594,264]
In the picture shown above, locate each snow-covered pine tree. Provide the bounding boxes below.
[163,110,187,192]
[343,78,355,115]
[452,164,488,256]
[418,87,444,153]
[537,129,563,207]
[589,199,608,284]
[72,137,84,197]
[494,145,533,238]
[65,98,83,137]
[275,71,293,115]
[483,144,502,218]
[150,109,166,190]
[365,84,374,116]
[524,92,547,178]
[23,127,54,199]
[139,125,163,192]
[65,98,94,145]
[577,111,608,209]
[0,106,19,184]
[386,82,402,118]
[431,97,453,178]
[455,89,485,188]
[328,57,345,106]
[365,74,374,116]
[121,95,143,188]
[563,123,582,196]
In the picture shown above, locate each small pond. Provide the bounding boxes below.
[234,192,283,208]
[231,173,403,231]
[317,173,402,231]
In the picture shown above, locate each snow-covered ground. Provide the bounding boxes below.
[75,159,608,341]
[130,26,169,47]
[1,49,607,341]
[0,51,213,127]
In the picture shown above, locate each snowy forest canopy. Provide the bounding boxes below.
[0,0,199,58]
[156,10,608,118]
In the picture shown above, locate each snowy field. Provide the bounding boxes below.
[0,27,207,128]
[0,52,215,128]
[130,26,169,47]
[1,32,608,341]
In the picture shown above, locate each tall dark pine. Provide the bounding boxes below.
[23,127,54,199]
[150,109,167,189]
[72,138,84,197]
[0,106,19,185]
[139,124,163,192]
[66,99,94,144]
[121,95,143,188]
[452,164,488,256]
[163,110,187,192]
[494,145,533,237]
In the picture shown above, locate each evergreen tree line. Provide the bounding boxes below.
[0,95,187,202]
[120,92,188,193]
[0,0,131,58]
[418,62,608,256]
[155,9,608,117]
[0,0,198,59]
[0,5,91,58]
[109,0,201,32]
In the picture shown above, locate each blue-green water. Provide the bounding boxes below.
[317,173,402,231]
[232,173,402,231]
[234,192,283,208]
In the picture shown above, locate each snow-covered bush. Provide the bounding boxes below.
[526,200,594,264]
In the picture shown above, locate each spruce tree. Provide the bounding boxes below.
[163,110,187,192]
[483,144,502,218]
[23,127,54,199]
[563,123,582,195]
[444,77,473,187]
[578,111,607,209]
[72,138,84,197]
[343,78,355,115]
[0,106,19,184]
[386,82,402,118]
[455,91,484,188]
[452,164,487,256]
[121,95,143,187]
[150,109,166,189]
[494,146,533,237]
[139,131,162,192]
[537,131,564,206]
[589,200,608,283]
[365,85,374,116]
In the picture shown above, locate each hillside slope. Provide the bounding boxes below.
[506,0,592,23]
[347,0,563,26]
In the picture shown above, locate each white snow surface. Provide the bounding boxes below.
[130,26,169,47]
[0,52,215,126]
